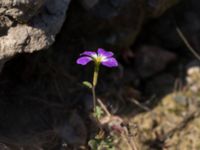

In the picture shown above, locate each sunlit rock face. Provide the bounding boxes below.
[0,0,45,22]
[0,0,71,70]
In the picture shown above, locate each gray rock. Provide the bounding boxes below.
[0,0,45,22]
[0,0,71,70]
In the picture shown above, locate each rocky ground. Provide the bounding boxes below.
[0,0,200,149]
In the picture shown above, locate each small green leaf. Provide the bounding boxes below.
[88,139,97,149]
[94,106,104,119]
[82,81,92,89]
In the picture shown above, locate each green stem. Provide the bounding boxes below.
[92,63,100,112]
[93,64,99,87]
[92,86,96,112]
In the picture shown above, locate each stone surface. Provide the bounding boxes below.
[62,0,179,51]
[186,66,200,93]
[0,0,71,69]
[0,0,45,22]
[129,67,200,150]
[143,0,200,51]
[147,0,180,17]
[64,0,144,51]
[0,0,179,72]
[132,92,200,150]
[134,46,177,78]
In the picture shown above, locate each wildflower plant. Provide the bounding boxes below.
[77,48,118,112]
[77,48,137,150]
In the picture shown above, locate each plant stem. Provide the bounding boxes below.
[97,98,111,116]
[93,64,99,87]
[92,64,100,112]
[92,86,96,112]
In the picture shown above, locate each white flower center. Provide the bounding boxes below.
[91,54,106,63]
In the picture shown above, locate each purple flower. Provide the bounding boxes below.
[77,48,118,67]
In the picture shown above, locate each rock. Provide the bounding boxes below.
[186,66,200,93]
[79,0,99,9]
[0,0,45,22]
[143,0,200,51]
[130,64,200,149]
[131,91,200,150]
[0,0,71,70]
[134,46,177,78]
[0,0,180,72]
[147,0,180,17]
[64,0,145,51]
[62,0,179,51]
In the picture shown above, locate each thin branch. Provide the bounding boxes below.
[176,26,200,61]
[129,98,151,112]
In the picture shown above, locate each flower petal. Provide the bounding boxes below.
[97,48,113,58]
[80,51,97,57]
[76,56,92,65]
[101,57,118,67]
